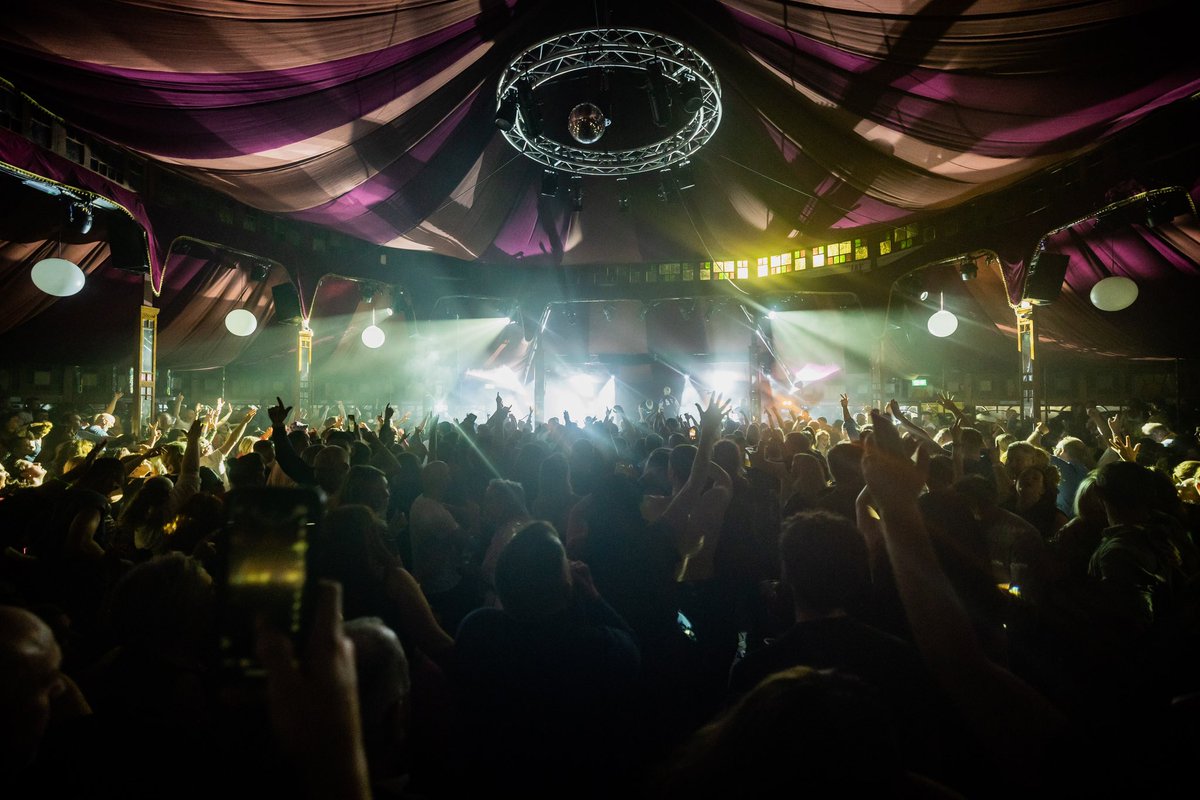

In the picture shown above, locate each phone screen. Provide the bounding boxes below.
[217,487,320,672]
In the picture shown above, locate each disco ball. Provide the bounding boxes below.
[567,103,608,144]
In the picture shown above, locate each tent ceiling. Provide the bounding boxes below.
[1,0,1199,364]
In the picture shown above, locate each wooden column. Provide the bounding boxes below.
[1016,302,1040,421]
[135,305,159,436]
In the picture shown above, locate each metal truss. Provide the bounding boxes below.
[497,28,722,176]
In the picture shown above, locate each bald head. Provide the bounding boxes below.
[421,461,451,497]
[0,606,65,768]
[313,445,351,495]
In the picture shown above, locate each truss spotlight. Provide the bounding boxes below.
[67,201,93,235]
[645,61,672,128]
[656,171,672,203]
[679,77,703,115]
[495,92,518,131]
[674,161,696,191]
[959,262,978,281]
[250,261,271,282]
[616,177,630,213]
[516,77,542,137]
[540,170,559,197]
[569,175,583,212]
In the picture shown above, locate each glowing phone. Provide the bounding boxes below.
[216,487,320,672]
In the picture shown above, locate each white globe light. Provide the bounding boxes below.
[31,258,86,296]
[927,309,959,337]
[361,324,385,348]
[1089,276,1138,311]
[224,308,258,336]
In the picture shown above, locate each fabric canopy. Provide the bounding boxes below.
[1,0,1198,365]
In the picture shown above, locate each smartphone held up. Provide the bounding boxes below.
[215,487,322,673]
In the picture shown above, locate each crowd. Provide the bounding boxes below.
[2,387,1199,798]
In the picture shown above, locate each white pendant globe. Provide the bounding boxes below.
[1089,276,1138,311]
[224,308,258,336]
[927,309,958,337]
[31,258,86,296]
[361,324,386,349]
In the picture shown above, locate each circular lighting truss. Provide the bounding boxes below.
[497,28,722,176]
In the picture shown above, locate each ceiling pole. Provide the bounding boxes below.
[297,322,313,422]
[1016,303,1040,422]
[135,292,159,438]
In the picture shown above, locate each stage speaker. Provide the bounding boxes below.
[107,219,151,273]
[271,282,303,325]
[1023,253,1070,305]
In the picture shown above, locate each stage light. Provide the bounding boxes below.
[705,370,743,395]
[495,93,518,131]
[767,310,778,320]
[959,262,978,280]
[617,177,630,212]
[541,170,559,197]
[31,257,86,296]
[67,201,93,235]
[645,60,672,128]
[679,77,703,114]
[674,161,696,191]
[569,175,583,212]
[516,77,542,137]
[250,261,271,282]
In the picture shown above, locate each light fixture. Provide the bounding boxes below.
[674,161,696,191]
[496,27,722,177]
[959,261,978,280]
[31,257,86,297]
[250,261,271,282]
[515,77,542,138]
[495,92,518,131]
[67,201,93,235]
[645,60,672,128]
[541,170,559,197]
[361,306,385,348]
[927,293,958,337]
[1090,235,1139,311]
[224,308,258,337]
[602,302,616,322]
[679,77,703,115]
[616,177,630,212]
[1090,276,1138,311]
[569,175,583,212]
[567,102,608,145]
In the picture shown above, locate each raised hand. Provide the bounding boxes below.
[696,392,732,437]
[1107,435,1141,462]
[937,392,963,418]
[243,406,258,424]
[840,393,850,409]
[861,408,929,511]
[268,396,293,429]
[888,398,904,419]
